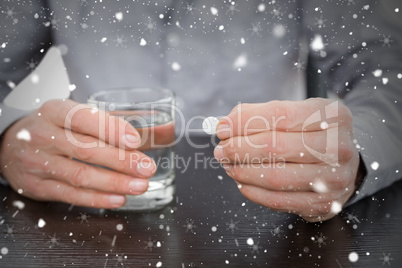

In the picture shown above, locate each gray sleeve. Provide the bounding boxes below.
[301,1,402,203]
[0,104,26,186]
[0,0,52,185]
[0,0,52,104]
[0,103,30,134]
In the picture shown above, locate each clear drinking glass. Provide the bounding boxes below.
[88,87,175,211]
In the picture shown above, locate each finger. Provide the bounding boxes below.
[224,163,347,192]
[40,99,141,149]
[48,155,149,195]
[23,178,127,209]
[214,127,348,164]
[237,183,340,218]
[49,128,156,178]
[216,98,352,140]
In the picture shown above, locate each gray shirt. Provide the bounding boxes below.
[1,0,402,204]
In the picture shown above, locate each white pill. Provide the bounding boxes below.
[202,116,220,135]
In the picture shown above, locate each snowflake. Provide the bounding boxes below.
[113,35,127,47]
[49,16,61,30]
[3,225,15,238]
[250,242,260,254]
[380,34,393,47]
[380,253,393,266]
[270,224,284,237]
[47,234,60,248]
[226,2,239,15]
[143,17,157,33]
[312,233,327,248]
[183,218,197,234]
[144,237,157,252]
[80,0,88,6]
[270,5,283,18]
[344,213,361,224]
[184,2,196,14]
[226,219,239,233]
[314,15,327,29]
[3,6,19,24]
[77,213,90,224]
[248,22,263,36]
[114,253,127,266]
[26,58,39,71]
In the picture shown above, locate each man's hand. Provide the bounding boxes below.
[0,99,156,208]
[214,98,360,222]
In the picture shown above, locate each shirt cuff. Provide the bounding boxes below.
[0,103,30,135]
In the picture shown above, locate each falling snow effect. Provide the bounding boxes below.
[380,253,393,266]
[233,54,248,69]
[248,22,262,36]
[311,179,329,193]
[348,252,359,263]
[381,34,393,47]
[226,219,239,233]
[16,129,31,142]
[77,213,90,224]
[373,69,383,77]
[311,35,325,51]
[47,234,60,249]
[144,237,157,252]
[183,219,196,234]
[140,38,147,46]
[226,2,239,15]
[37,218,46,228]
[113,35,127,47]
[116,224,123,231]
[312,233,327,248]
[3,225,15,238]
[344,213,361,224]
[12,200,25,210]
[371,161,379,171]
[68,84,76,91]
[171,62,181,71]
[0,1,401,267]
[331,201,342,214]
[26,58,38,71]
[246,238,260,254]
[3,6,19,24]
[115,12,123,22]
[1,247,8,255]
[270,224,284,237]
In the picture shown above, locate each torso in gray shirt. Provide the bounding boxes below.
[47,0,306,131]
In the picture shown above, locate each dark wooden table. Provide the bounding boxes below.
[1,136,401,267]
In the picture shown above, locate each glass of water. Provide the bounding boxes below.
[88,87,175,211]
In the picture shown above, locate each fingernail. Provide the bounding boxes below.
[136,159,156,177]
[129,179,148,194]
[214,145,224,160]
[109,195,125,206]
[216,123,231,140]
[123,134,141,148]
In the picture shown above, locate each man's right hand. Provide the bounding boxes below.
[0,99,156,208]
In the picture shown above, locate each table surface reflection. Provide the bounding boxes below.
[1,136,401,267]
